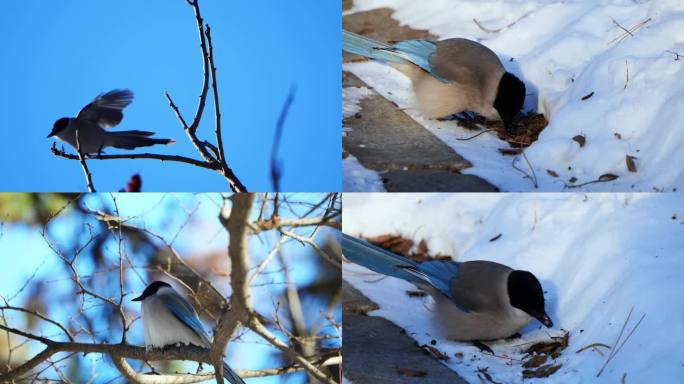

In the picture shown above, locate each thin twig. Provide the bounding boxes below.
[608,17,651,45]
[205,25,228,172]
[666,50,682,60]
[455,128,497,141]
[52,143,218,170]
[511,150,538,188]
[164,91,219,166]
[610,17,634,37]
[624,60,629,89]
[473,12,531,34]
[597,307,646,377]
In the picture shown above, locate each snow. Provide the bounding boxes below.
[342,193,684,383]
[342,86,387,191]
[343,153,385,191]
[343,0,684,191]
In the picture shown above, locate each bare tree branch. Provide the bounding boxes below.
[1,193,340,382]
[51,0,251,192]
[75,129,95,192]
[212,193,255,381]
[51,143,219,170]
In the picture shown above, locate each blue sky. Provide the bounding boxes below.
[0,1,341,192]
[0,193,341,383]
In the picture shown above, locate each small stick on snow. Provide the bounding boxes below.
[608,18,651,45]
[473,12,532,34]
[624,61,629,90]
[455,129,498,141]
[596,307,646,377]
[610,17,634,37]
[575,343,611,354]
[511,154,538,188]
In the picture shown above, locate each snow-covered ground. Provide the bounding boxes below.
[343,193,684,383]
[342,0,684,191]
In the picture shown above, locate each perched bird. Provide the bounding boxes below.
[48,89,175,154]
[343,30,526,130]
[342,234,552,341]
[132,281,245,384]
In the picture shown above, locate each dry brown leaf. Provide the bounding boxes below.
[569,176,578,183]
[598,174,619,182]
[477,367,501,384]
[522,363,562,378]
[522,354,548,368]
[572,135,586,147]
[547,169,559,178]
[346,304,376,315]
[366,234,413,256]
[526,331,570,357]
[422,345,449,361]
[416,239,428,258]
[626,155,637,172]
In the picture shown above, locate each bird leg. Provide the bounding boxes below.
[96,144,105,157]
[472,340,494,354]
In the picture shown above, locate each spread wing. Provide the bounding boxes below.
[76,89,134,128]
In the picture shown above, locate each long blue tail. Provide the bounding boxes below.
[343,234,461,299]
[342,234,424,283]
[342,30,446,82]
[223,361,245,384]
[342,30,407,63]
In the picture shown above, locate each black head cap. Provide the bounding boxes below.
[508,270,553,328]
[48,117,70,138]
[132,281,171,302]
[494,72,526,132]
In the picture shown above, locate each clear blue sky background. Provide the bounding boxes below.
[0,1,341,192]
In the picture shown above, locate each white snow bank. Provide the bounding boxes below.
[343,153,385,191]
[343,193,684,383]
[344,0,684,191]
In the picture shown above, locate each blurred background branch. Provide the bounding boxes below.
[0,192,341,383]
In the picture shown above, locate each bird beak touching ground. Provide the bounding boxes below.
[538,313,554,328]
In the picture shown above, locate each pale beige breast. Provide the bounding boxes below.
[389,38,505,119]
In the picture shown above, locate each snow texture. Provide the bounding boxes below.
[343,193,684,383]
[343,0,684,191]
[343,153,386,192]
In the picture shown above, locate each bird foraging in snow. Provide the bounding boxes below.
[343,30,526,131]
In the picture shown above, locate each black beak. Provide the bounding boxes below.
[47,131,56,138]
[131,294,143,302]
[538,313,553,328]
[504,119,515,133]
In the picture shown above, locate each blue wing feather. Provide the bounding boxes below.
[342,30,449,83]
[343,234,470,312]
[159,293,211,345]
